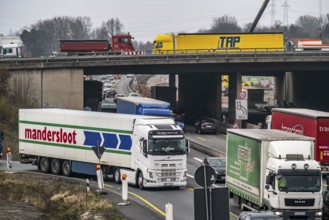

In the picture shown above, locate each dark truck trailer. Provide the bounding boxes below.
[84,80,103,111]
[151,86,177,108]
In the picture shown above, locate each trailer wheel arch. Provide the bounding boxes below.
[40,157,50,173]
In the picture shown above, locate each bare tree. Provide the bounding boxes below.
[0,69,11,97]
[295,15,321,38]
[92,25,109,39]
[104,18,124,38]
[209,15,242,33]
[10,73,38,108]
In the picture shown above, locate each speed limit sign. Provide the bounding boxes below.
[239,91,247,99]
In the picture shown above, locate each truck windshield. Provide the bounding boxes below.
[148,139,186,155]
[278,174,321,192]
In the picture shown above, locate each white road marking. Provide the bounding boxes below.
[193,157,203,163]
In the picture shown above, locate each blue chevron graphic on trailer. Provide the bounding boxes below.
[118,134,132,150]
[102,133,118,149]
[84,131,102,146]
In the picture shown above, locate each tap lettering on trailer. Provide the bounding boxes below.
[219,36,240,48]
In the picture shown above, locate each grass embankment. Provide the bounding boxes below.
[0,172,126,219]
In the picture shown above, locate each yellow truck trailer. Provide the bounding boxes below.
[153,32,284,54]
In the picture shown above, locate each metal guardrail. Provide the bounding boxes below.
[1,50,329,66]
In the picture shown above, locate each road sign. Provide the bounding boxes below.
[194,165,216,188]
[92,146,106,160]
[239,91,247,99]
[235,99,248,120]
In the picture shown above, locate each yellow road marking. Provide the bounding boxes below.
[197,137,207,141]
[104,183,166,217]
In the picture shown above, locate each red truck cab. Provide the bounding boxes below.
[112,33,135,53]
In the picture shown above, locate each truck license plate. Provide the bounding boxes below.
[164,183,173,186]
[294,212,305,215]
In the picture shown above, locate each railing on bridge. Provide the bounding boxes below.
[1,49,329,66]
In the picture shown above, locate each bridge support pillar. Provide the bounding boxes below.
[228,72,242,124]
[9,68,84,109]
[178,73,221,123]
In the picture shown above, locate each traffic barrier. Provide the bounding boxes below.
[118,173,130,206]
[165,203,173,220]
[96,164,107,194]
[6,147,12,169]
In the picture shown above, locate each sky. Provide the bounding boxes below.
[0,0,328,42]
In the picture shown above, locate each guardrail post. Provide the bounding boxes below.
[165,203,173,220]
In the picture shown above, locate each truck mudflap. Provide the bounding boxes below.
[276,209,322,220]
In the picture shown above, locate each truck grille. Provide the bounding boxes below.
[156,169,179,182]
[285,199,314,206]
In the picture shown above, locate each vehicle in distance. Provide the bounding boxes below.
[203,157,226,182]
[128,92,139,97]
[238,211,280,220]
[113,75,121,80]
[98,100,117,113]
[113,93,125,103]
[126,74,134,78]
[174,118,185,132]
[195,119,216,134]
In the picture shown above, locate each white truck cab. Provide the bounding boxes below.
[0,44,22,58]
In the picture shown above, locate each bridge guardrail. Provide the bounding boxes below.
[1,50,329,66]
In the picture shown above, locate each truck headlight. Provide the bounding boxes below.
[316,211,322,216]
[148,171,154,179]
[274,211,282,216]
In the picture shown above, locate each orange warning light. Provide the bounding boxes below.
[122,173,127,180]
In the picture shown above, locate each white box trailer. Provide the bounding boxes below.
[19,109,188,189]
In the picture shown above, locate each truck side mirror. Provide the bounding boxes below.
[266,175,271,185]
[326,176,329,190]
[185,140,190,154]
[142,140,147,157]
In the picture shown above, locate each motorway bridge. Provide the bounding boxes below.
[1,51,329,124]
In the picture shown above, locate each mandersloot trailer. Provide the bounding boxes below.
[19,109,188,189]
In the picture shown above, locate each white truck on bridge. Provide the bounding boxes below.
[19,109,188,189]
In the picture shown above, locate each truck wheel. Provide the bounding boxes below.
[138,172,144,190]
[62,160,72,177]
[51,159,62,175]
[40,157,50,173]
[114,168,121,184]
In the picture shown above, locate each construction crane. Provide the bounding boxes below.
[249,0,270,33]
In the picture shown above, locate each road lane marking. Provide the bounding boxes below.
[104,183,166,217]
[197,137,207,141]
[193,157,203,163]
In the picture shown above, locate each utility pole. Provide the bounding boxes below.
[282,0,290,26]
[270,0,276,27]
